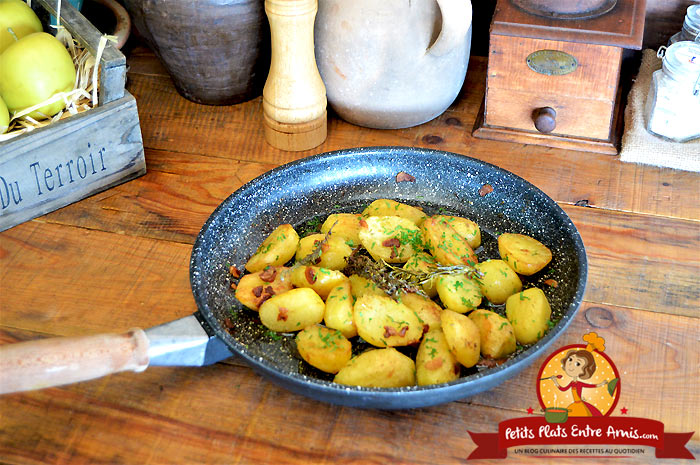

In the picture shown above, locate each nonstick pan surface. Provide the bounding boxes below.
[190,147,587,409]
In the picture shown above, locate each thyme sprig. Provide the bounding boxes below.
[296,221,338,267]
[383,261,483,285]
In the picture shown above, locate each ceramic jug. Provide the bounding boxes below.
[314,0,472,129]
[124,0,269,105]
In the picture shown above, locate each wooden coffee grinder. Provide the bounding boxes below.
[473,0,646,154]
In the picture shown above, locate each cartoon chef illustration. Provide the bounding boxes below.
[542,333,612,417]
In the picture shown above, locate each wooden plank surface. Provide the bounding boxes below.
[0,45,697,464]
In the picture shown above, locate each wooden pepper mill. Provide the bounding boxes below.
[263,0,327,151]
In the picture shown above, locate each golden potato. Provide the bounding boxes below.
[416,329,460,386]
[259,288,325,332]
[361,199,427,226]
[403,252,438,297]
[348,274,387,299]
[397,291,442,332]
[321,213,362,247]
[431,215,482,249]
[295,233,353,270]
[324,280,357,338]
[474,259,523,304]
[353,294,423,347]
[290,265,348,300]
[334,348,416,388]
[440,310,481,368]
[358,215,423,263]
[468,309,517,359]
[435,273,482,313]
[421,216,478,267]
[234,266,293,311]
[296,325,352,373]
[506,287,552,344]
[245,224,300,272]
[498,233,552,276]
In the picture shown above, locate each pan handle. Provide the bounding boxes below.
[0,329,149,394]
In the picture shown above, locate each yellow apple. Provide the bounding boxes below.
[0,32,76,119]
[0,0,43,54]
[0,96,9,133]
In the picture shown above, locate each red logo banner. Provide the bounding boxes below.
[468,417,695,460]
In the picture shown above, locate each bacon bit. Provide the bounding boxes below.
[259,293,273,305]
[259,267,277,283]
[476,357,509,368]
[544,279,559,288]
[425,357,444,371]
[264,286,275,296]
[277,307,289,321]
[359,218,368,228]
[479,184,494,197]
[252,286,263,298]
[383,326,408,338]
[382,238,401,248]
[230,282,238,290]
[396,171,416,183]
[305,266,317,284]
[422,324,430,335]
[229,266,241,278]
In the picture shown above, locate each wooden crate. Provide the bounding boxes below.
[0,0,145,232]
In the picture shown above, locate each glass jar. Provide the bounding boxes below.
[668,5,700,45]
[644,41,700,143]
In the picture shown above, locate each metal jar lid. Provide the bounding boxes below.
[659,41,700,91]
[682,5,700,41]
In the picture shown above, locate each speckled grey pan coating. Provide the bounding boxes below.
[190,146,587,409]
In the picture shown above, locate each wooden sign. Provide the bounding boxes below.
[0,93,145,232]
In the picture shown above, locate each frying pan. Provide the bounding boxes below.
[0,147,587,409]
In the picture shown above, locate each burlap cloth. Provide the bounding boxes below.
[619,49,700,172]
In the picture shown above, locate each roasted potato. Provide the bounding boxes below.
[440,310,481,368]
[416,329,460,386]
[245,224,299,273]
[468,309,517,359]
[348,274,387,299]
[290,265,348,300]
[296,325,352,373]
[353,294,423,347]
[397,291,442,332]
[421,216,478,267]
[498,233,552,276]
[259,288,325,332]
[334,348,416,388]
[234,266,293,311]
[321,213,362,247]
[361,199,427,226]
[431,215,481,249]
[295,233,353,270]
[403,252,438,297]
[506,287,552,344]
[474,259,522,304]
[435,273,482,313]
[324,280,357,338]
[358,215,423,263]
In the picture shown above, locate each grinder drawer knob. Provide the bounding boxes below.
[533,107,557,133]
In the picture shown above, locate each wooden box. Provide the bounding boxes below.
[0,0,145,232]
[473,0,646,154]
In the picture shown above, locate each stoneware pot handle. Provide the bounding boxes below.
[0,329,149,394]
[428,0,472,57]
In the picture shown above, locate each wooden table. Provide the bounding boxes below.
[1,46,698,464]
